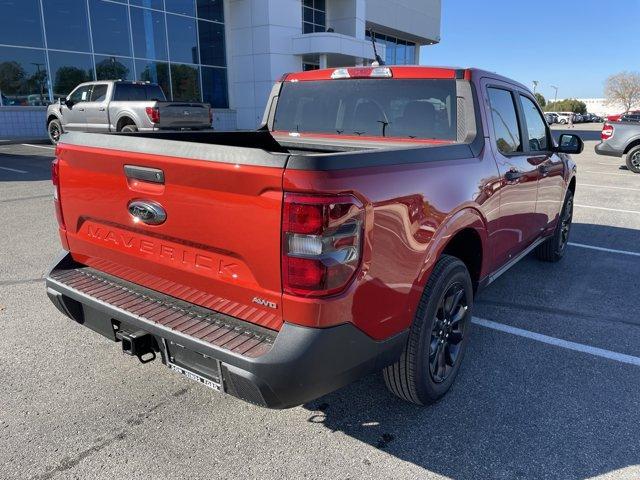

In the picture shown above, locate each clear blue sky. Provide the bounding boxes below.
[420,0,640,100]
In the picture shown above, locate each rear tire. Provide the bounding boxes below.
[47,119,62,144]
[120,124,138,133]
[536,190,574,262]
[383,255,473,405]
[625,146,640,174]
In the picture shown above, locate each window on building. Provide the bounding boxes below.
[197,0,224,22]
[166,0,196,17]
[198,20,225,66]
[170,63,201,101]
[201,66,228,108]
[302,0,326,34]
[303,63,319,71]
[129,0,164,10]
[0,46,48,106]
[130,7,168,61]
[89,0,131,57]
[136,60,170,99]
[487,87,522,155]
[167,14,199,64]
[0,0,43,48]
[520,95,548,151]
[48,51,95,100]
[43,0,91,52]
[366,32,417,65]
[95,55,133,81]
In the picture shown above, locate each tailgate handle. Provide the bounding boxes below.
[124,165,164,184]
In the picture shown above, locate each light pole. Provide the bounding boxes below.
[532,80,539,94]
[550,85,559,105]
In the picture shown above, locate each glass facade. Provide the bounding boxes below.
[366,31,416,66]
[0,0,228,107]
[302,0,325,34]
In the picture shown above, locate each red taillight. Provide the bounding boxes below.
[601,123,614,140]
[145,106,160,124]
[51,158,66,230]
[282,193,364,297]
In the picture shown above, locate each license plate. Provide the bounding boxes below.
[167,361,222,392]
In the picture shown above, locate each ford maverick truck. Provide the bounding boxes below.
[45,66,581,408]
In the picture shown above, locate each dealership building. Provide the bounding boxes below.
[0,0,441,139]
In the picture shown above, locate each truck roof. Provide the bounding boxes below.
[283,65,530,92]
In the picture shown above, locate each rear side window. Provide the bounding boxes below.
[487,87,521,154]
[273,79,458,141]
[519,95,548,151]
[113,83,166,101]
[90,84,108,102]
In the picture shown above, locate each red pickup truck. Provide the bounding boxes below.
[46,66,581,408]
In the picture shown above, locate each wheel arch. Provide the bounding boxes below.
[115,114,137,131]
[415,207,489,294]
[623,138,640,155]
[46,114,60,125]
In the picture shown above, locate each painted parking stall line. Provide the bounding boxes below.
[579,183,640,192]
[575,204,640,214]
[568,242,640,257]
[0,166,28,174]
[472,317,640,367]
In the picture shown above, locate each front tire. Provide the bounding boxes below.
[626,146,640,174]
[383,255,473,405]
[536,190,574,262]
[47,119,62,144]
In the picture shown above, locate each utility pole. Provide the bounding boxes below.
[532,80,539,94]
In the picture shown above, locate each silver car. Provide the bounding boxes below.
[46,80,212,143]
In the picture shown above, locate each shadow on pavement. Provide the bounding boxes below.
[303,222,640,479]
[0,150,53,182]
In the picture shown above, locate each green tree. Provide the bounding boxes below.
[534,92,546,107]
[0,61,26,94]
[170,64,200,101]
[95,58,129,81]
[54,66,91,98]
[543,99,587,114]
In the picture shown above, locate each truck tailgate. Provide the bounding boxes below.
[56,133,287,330]
[158,103,210,128]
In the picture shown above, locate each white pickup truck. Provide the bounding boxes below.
[46,80,212,144]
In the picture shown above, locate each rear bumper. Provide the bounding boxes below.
[594,141,623,158]
[45,253,407,408]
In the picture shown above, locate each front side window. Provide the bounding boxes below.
[487,87,522,155]
[274,79,458,141]
[69,85,92,103]
[520,95,548,151]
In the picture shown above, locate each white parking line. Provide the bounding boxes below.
[579,183,640,192]
[472,317,640,367]
[21,143,54,150]
[575,204,640,214]
[581,170,636,177]
[0,166,28,174]
[569,242,640,257]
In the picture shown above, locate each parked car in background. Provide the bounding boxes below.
[607,110,640,122]
[573,113,583,123]
[544,112,557,124]
[581,113,593,123]
[46,65,582,409]
[620,113,640,123]
[556,112,574,124]
[46,80,212,144]
[596,121,640,173]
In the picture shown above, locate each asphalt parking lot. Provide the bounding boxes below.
[1,125,639,480]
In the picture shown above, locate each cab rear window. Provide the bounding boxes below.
[273,79,458,141]
[113,84,166,101]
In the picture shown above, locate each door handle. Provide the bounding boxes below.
[504,170,524,181]
[78,107,85,111]
[98,107,105,111]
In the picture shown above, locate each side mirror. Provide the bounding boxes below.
[556,133,583,154]
[64,98,73,108]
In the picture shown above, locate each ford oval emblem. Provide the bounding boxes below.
[128,200,167,225]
